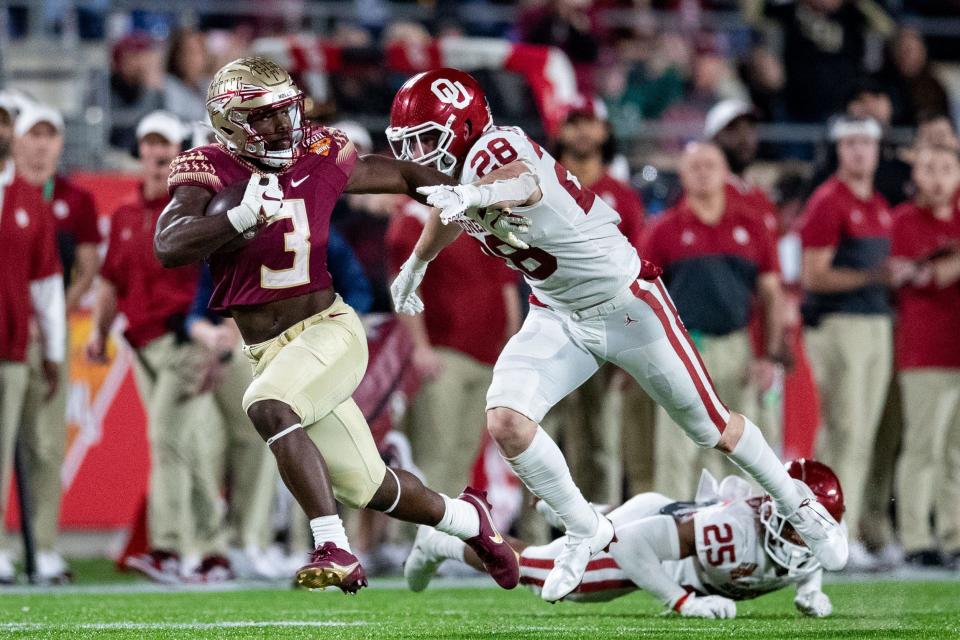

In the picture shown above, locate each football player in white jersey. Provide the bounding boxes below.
[404,459,842,620]
[386,68,847,601]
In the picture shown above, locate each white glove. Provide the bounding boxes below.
[226,173,284,233]
[391,255,429,315]
[417,184,532,250]
[677,594,737,619]
[794,590,832,618]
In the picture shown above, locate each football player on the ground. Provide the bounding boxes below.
[153,57,528,594]
[387,68,848,601]
[405,459,841,620]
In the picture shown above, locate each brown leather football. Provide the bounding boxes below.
[206,177,266,253]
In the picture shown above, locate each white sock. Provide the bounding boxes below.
[433,532,467,562]
[435,494,481,540]
[726,417,801,513]
[505,427,598,538]
[310,515,352,552]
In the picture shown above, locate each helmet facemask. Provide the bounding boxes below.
[758,499,820,578]
[218,94,305,168]
[385,115,459,176]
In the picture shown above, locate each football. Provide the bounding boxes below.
[205,177,266,253]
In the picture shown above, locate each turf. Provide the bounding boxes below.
[1,578,958,639]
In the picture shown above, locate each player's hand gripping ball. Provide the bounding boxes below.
[207,173,284,253]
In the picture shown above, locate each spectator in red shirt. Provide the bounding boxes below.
[798,115,893,566]
[889,144,960,569]
[643,142,785,499]
[0,97,65,584]
[386,199,520,498]
[85,112,216,583]
[12,103,102,583]
[552,97,647,506]
[705,99,779,240]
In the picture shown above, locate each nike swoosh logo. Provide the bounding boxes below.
[328,312,348,318]
[489,532,504,545]
[261,194,281,202]
[291,175,309,187]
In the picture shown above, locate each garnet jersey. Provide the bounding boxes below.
[458,126,641,311]
[665,497,817,600]
[168,126,357,313]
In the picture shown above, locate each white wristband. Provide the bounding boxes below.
[226,202,258,233]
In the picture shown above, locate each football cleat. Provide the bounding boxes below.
[786,480,849,571]
[541,515,616,602]
[124,549,182,585]
[404,525,445,592]
[295,542,368,594]
[458,486,519,589]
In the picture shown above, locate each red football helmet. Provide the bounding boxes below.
[785,458,845,522]
[386,68,492,175]
[759,459,844,577]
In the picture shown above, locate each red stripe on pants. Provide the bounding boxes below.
[632,283,727,433]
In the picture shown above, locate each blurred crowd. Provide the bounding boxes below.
[0,0,959,585]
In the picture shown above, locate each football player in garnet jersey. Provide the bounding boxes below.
[405,459,842,620]
[153,57,530,594]
[387,68,848,601]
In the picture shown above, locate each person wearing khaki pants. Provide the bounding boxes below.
[14,102,102,584]
[0,100,66,583]
[86,112,206,582]
[888,144,960,567]
[386,199,520,498]
[798,116,893,566]
[642,143,787,501]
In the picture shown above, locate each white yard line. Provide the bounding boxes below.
[0,621,368,631]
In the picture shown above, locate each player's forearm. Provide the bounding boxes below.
[347,155,456,205]
[608,516,687,607]
[471,160,542,208]
[154,203,238,267]
[413,210,462,262]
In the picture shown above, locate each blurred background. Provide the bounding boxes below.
[1,0,959,586]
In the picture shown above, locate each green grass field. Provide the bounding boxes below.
[1,562,959,640]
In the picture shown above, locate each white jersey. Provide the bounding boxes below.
[458,126,641,311]
[664,497,816,600]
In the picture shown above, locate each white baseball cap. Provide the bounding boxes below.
[704,99,757,139]
[136,110,186,144]
[14,103,64,137]
[829,115,882,142]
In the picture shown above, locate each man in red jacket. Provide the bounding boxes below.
[0,97,65,584]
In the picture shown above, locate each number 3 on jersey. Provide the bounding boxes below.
[261,199,310,289]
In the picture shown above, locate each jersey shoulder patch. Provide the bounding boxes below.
[168,146,224,193]
[302,126,357,173]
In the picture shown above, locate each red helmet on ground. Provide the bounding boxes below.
[785,458,845,523]
[759,458,845,577]
[386,68,492,175]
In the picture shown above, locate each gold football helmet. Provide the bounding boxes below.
[206,56,304,167]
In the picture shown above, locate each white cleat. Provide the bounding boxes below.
[404,526,445,593]
[540,515,615,602]
[786,480,848,571]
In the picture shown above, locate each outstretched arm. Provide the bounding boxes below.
[345,154,456,204]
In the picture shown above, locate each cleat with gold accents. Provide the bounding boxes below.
[458,486,520,589]
[294,542,368,594]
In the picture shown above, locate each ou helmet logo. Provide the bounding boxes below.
[431,78,471,109]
